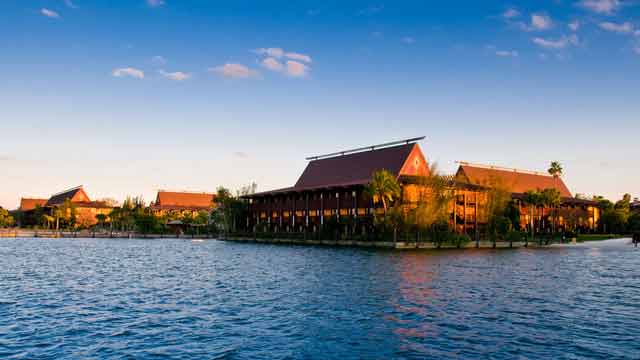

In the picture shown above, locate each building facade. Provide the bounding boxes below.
[244,138,599,237]
[150,191,216,219]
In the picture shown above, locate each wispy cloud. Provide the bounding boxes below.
[255,48,285,58]
[401,36,416,44]
[569,20,581,31]
[159,70,191,81]
[112,67,145,79]
[147,0,165,8]
[41,8,60,19]
[496,50,519,57]
[634,46,640,55]
[261,57,284,72]
[233,151,249,159]
[503,8,521,19]
[64,0,78,9]
[530,14,553,31]
[599,21,635,34]
[532,35,579,49]
[254,48,312,77]
[577,0,621,14]
[358,5,383,16]
[151,55,167,66]
[285,60,309,78]
[285,52,312,63]
[209,63,257,79]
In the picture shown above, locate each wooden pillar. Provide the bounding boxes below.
[475,191,479,244]
[463,192,467,235]
[453,189,457,233]
[320,192,324,226]
[305,193,309,228]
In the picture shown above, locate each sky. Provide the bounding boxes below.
[1,0,639,209]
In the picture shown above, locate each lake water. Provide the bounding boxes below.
[1,238,639,359]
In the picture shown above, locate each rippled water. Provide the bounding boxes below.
[1,238,639,359]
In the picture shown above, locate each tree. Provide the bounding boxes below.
[365,169,402,219]
[548,161,563,178]
[95,214,108,230]
[0,208,15,228]
[214,186,246,236]
[523,190,543,243]
[410,163,454,244]
[484,177,512,246]
[540,188,562,236]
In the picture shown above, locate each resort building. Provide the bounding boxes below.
[456,163,599,232]
[19,198,48,212]
[149,191,216,218]
[45,186,113,227]
[244,138,484,236]
[244,138,599,237]
[18,186,112,227]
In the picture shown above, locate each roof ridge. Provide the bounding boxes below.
[458,162,551,177]
[158,190,215,195]
[306,137,425,161]
[49,185,83,197]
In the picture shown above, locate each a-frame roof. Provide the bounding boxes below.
[153,191,216,210]
[250,142,429,196]
[456,163,572,198]
[46,186,90,206]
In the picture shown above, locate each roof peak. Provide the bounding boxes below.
[49,185,84,197]
[158,190,215,195]
[305,136,425,161]
[458,162,551,177]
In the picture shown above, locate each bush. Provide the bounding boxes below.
[506,231,523,243]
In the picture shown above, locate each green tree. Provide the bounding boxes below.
[0,208,15,228]
[548,161,563,178]
[95,214,108,230]
[541,188,562,236]
[365,169,402,220]
[523,190,543,243]
[214,187,246,236]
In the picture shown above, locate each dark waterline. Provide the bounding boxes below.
[1,238,639,359]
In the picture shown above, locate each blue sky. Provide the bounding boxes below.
[1,0,639,208]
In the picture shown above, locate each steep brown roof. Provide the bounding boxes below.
[19,198,48,211]
[46,186,91,206]
[152,191,215,210]
[293,143,429,190]
[456,164,572,198]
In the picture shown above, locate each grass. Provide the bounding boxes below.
[577,234,624,242]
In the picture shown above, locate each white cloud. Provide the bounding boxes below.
[261,57,284,72]
[569,20,581,31]
[634,46,640,55]
[532,35,579,49]
[577,0,621,14]
[285,52,312,63]
[41,8,60,19]
[112,67,145,79]
[209,63,257,79]
[285,60,309,77]
[503,8,520,19]
[599,22,635,34]
[147,0,165,8]
[255,48,285,58]
[496,50,519,57]
[151,55,167,66]
[64,0,78,9]
[401,37,416,44]
[159,70,191,81]
[358,5,384,16]
[531,14,553,31]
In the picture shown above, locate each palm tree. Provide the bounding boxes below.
[365,170,402,219]
[95,214,108,230]
[541,188,562,242]
[548,161,563,178]
[523,190,542,245]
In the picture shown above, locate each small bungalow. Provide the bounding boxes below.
[150,191,216,218]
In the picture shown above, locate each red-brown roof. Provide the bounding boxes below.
[456,164,572,198]
[152,191,215,210]
[46,186,91,206]
[293,143,429,190]
[19,198,48,211]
